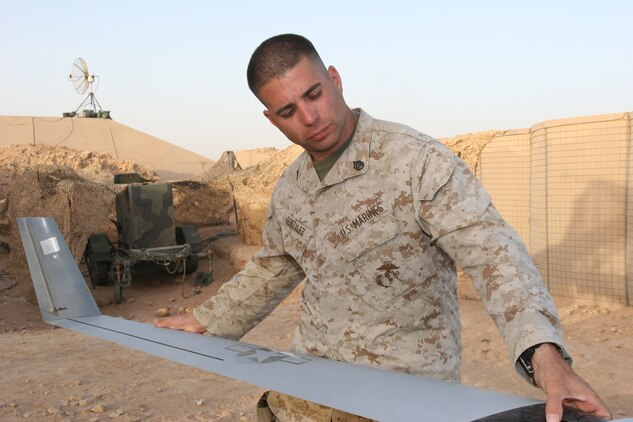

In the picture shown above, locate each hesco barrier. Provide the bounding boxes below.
[478,112,633,305]
[477,129,531,249]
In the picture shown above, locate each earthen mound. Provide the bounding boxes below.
[440,130,502,174]
[195,151,243,182]
[0,144,158,184]
[7,165,116,301]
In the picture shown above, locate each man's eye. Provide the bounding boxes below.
[307,91,322,100]
[280,108,295,118]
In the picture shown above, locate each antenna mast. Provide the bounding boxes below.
[65,57,110,118]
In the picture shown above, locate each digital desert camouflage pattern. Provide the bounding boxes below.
[262,391,373,422]
[194,109,569,383]
[257,391,372,422]
[115,183,177,248]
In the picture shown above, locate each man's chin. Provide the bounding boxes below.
[304,142,344,161]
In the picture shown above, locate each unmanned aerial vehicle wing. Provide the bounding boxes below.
[18,217,625,422]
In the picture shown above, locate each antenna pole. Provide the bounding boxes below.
[73,92,103,114]
[68,58,107,117]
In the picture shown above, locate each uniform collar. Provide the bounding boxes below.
[296,108,373,194]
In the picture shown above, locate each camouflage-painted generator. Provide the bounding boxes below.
[84,173,201,303]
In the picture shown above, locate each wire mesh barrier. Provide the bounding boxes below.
[478,112,633,305]
[477,129,531,249]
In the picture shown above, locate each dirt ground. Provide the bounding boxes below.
[0,226,631,421]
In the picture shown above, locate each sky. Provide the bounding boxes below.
[1,0,631,161]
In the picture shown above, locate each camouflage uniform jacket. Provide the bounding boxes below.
[194,109,568,382]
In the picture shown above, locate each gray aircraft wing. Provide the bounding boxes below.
[17,217,625,422]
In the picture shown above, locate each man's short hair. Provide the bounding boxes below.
[247,34,325,97]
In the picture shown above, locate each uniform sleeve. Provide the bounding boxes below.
[193,199,305,340]
[414,145,572,381]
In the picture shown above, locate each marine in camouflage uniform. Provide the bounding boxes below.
[156,33,609,422]
[193,109,569,419]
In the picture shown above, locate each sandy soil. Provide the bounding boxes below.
[0,227,631,422]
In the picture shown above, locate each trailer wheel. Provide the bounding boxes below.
[84,233,113,287]
[90,261,110,286]
[176,225,201,274]
[184,254,199,274]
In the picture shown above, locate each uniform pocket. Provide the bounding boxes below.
[341,213,419,308]
[281,224,312,266]
[342,211,400,263]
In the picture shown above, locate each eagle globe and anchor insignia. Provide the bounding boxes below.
[376,261,400,287]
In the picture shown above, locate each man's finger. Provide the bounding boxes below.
[563,397,613,420]
[152,318,170,327]
[545,392,564,422]
[153,314,207,333]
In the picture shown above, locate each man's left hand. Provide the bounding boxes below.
[532,343,611,422]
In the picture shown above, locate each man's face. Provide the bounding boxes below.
[259,56,354,162]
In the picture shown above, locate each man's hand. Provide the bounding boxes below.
[153,312,207,334]
[532,343,611,422]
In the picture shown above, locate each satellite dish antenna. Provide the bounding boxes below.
[67,57,108,118]
[69,57,94,95]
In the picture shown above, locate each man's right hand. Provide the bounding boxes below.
[153,312,207,334]
[532,343,611,422]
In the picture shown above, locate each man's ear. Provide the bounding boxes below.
[263,110,278,128]
[328,65,343,92]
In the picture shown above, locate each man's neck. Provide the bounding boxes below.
[311,109,359,181]
[312,108,358,164]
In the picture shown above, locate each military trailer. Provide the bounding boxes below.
[84,173,201,303]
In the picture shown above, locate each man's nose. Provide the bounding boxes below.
[298,104,318,125]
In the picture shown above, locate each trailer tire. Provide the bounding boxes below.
[184,254,199,274]
[90,261,110,286]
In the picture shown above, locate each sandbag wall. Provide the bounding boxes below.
[478,112,633,305]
